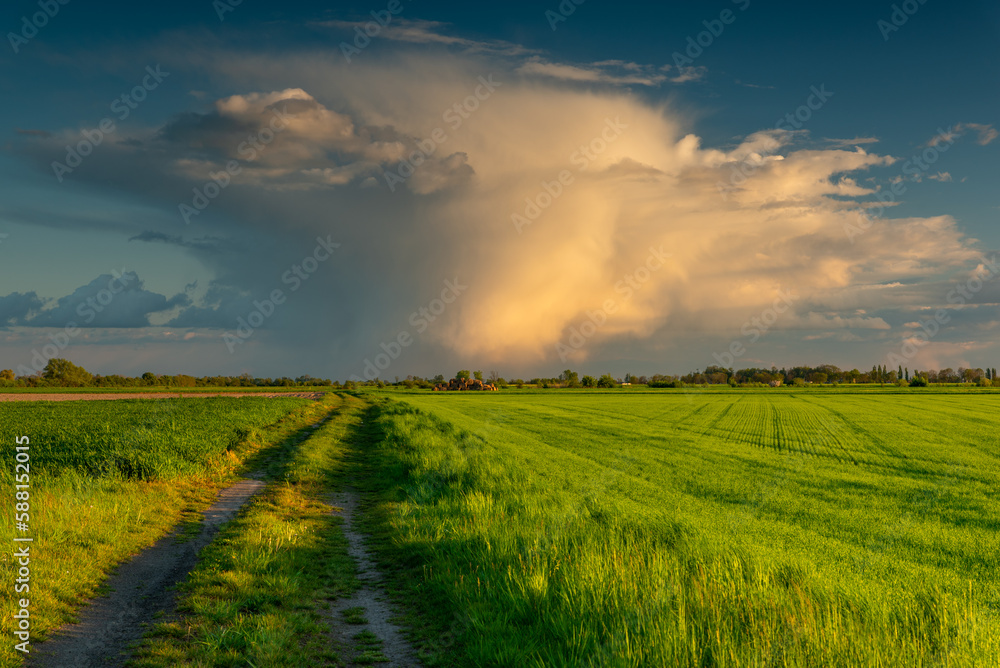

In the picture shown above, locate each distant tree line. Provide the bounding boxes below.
[362,365,1000,390]
[6,360,999,391]
[0,359,333,389]
[647,364,999,388]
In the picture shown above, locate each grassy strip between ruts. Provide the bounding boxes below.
[344,398,472,666]
[0,396,332,668]
[131,394,373,667]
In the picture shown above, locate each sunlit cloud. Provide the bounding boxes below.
[7,37,993,374]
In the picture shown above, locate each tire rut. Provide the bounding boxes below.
[29,476,267,667]
[325,489,419,667]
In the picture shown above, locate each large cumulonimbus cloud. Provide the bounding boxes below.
[9,37,996,375]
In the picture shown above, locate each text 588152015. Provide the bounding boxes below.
[13,435,32,654]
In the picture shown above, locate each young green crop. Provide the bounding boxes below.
[0,397,309,480]
[359,391,1000,666]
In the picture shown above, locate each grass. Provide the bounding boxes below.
[132,393,385,667]
[9,387,999,666]
[342,607,368,625]
[0,396,330,668]
[349,391,1000,666]
[0,397,310,479]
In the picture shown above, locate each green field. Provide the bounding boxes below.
[4,389,1000,666]
[357,390,1000,666]
[0,396,326,662]
[0,397,310,480]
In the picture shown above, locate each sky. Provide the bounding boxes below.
[0,0,998,380]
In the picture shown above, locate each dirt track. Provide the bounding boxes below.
[326,489,419,666]
[0,392,325,402]
[29,477,267,667]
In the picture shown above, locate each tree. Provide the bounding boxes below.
[456,370,471,380]
[141,371,156,385]
[473,370,483,381]
[596,374,616,388]
[0,369,14,382]
[581,375,597,388]
[42,358,93,387]
[560,369,579,387]
[962,368,980,383]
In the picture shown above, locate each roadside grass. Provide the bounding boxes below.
[348,395,1000,667]
[131,394,381,667]
[0,396,331,668]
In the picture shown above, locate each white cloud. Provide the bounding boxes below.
[928,122,997,147]
[964,123,998,145]
[516,57,667,87]
[797,313,891,330]
[667,66,707,83]
[317,19,534,57]
[823,136,880,149]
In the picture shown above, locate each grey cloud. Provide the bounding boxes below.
[0,292,45,327]
[23,273,190,328]
[129,230,225,253]
[165,283,253,329]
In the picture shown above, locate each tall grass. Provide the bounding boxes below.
[361,396,1000,666]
